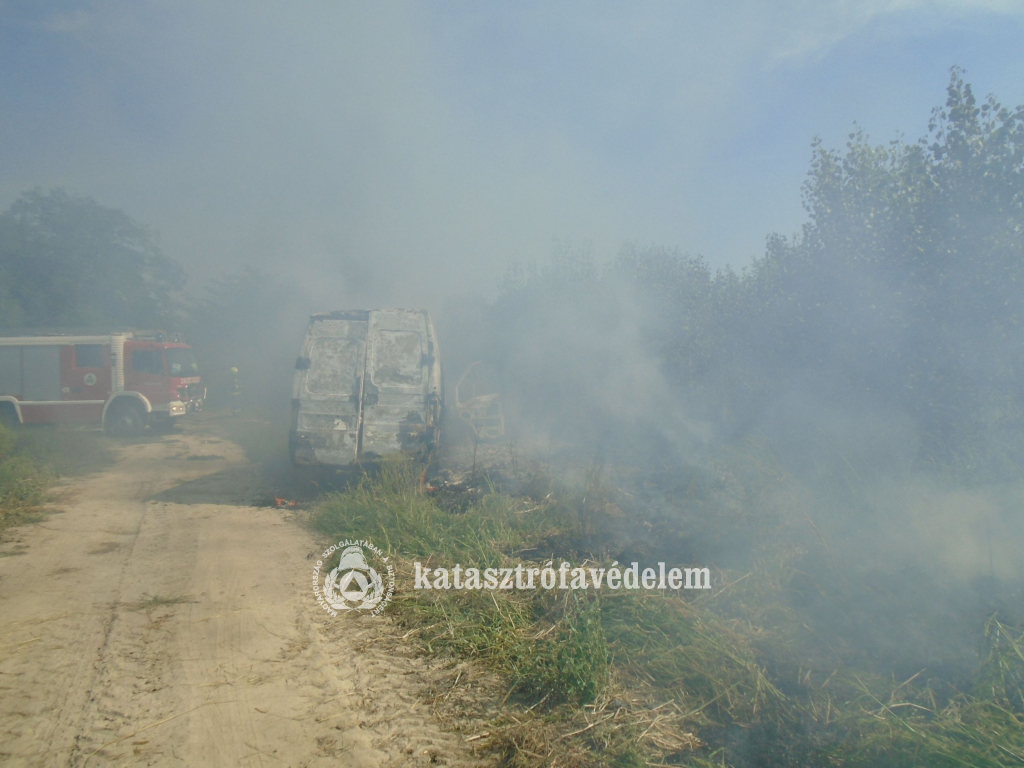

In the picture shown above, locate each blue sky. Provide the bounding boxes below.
[1,1,1022,305]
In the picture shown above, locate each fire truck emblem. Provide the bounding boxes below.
[322,545,385,610]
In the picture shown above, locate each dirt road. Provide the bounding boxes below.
[0,429,481,767]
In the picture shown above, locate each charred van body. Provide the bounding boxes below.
[289,309,443,466]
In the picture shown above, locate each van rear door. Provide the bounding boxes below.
[359,310,430,457]
[294,313,369,465]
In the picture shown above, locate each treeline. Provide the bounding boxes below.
[0,189,183,329]
[0,190,306,410]
[451,69,1024,481]
[2,69,1021,477]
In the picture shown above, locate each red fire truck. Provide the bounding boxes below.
[0,330,205,436]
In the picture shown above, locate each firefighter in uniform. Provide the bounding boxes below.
[229,366,243,415]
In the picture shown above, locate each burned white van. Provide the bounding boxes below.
[289,309,443,466]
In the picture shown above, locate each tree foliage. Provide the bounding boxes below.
[475,69,1024,478]
[0,189,184,329]
[743,67,1024,474]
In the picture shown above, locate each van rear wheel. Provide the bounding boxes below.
[105,401,145,438]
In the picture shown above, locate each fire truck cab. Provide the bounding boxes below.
[0,330,205,436]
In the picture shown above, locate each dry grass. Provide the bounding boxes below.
[312,455,1024,767]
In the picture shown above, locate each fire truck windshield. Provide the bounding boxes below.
[166,348,199,377]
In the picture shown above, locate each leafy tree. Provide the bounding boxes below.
[471,69,1024,477]
[746,68,1024,474]
[0,189,184,329]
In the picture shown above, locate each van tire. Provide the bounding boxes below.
[105,401,145,438]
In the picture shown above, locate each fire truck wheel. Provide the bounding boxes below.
[105,400,145,438]
[0,403,18,429]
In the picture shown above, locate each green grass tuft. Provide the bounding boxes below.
[516,591,609,706]
[0,423,51,536]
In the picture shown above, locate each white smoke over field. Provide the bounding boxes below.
[5,1,1022,312]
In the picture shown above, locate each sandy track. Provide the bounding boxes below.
[0,430,482,767]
